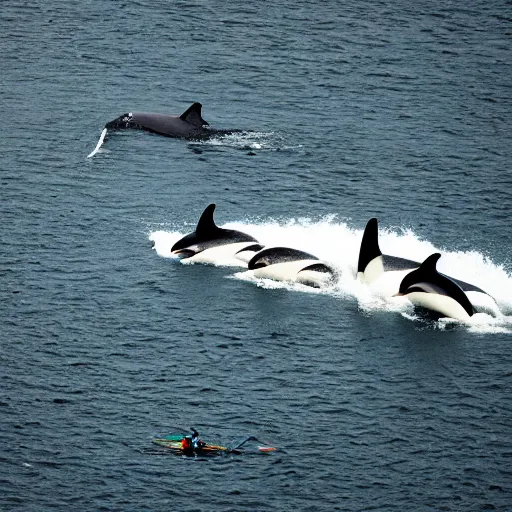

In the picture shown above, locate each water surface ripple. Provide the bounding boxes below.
[1,1,511,511]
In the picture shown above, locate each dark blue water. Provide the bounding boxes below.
[1,1,511,510]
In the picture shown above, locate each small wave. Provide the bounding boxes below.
[230,269,328,295]
[190,131,295,151]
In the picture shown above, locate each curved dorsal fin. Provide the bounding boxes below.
[196,204,219,235]
[399,253,441,294]
[179,102,208,126]
[357,218,382,272]
[420,253,441,273]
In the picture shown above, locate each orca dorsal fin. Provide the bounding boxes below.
[179,102,209,126]
[195,204,219,235]
[357,218,382,273]
[399,253,441,293]
[420,253,441,273]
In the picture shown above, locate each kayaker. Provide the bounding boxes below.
[191,429,206,451]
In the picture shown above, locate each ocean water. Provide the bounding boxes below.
[1,1,511,511]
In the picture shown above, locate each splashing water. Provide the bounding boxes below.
[149,216,512,333]
[189,131,299,152]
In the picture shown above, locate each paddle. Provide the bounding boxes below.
[231,436,277,453]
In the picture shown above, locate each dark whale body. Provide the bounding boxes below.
[88,103,239,157]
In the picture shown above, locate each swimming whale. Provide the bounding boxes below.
[356,218,497,311]
[171,204,263,266]
[247,247,335,288]
[398,253,474,321]
[88,102,238,157]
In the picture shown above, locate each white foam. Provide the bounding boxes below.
[149,230,182,259]
[191,131,290,151]
[149,217,512,332]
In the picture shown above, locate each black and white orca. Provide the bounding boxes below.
[88,103,239,157]
[398,253,474,321]
[248,247,335,288]
[171,204,263,266]
[357,218,497,313]
[357,218,418,294]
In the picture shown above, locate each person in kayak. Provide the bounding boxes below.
[180,429,205,455]
[191,429,205,451]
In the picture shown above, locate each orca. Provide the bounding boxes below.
[247,247,335,288]
[88,102,238,157]
[398,253,474,321]
[357,218,497,313]
[170,204,263,266]
[357,218,418,295]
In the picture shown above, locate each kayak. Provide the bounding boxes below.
[152,434,276,456]
[152,435,241,456]
[153,436,236,455]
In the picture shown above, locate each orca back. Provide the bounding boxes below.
[248,247,319,270]
[399,253,474,317]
